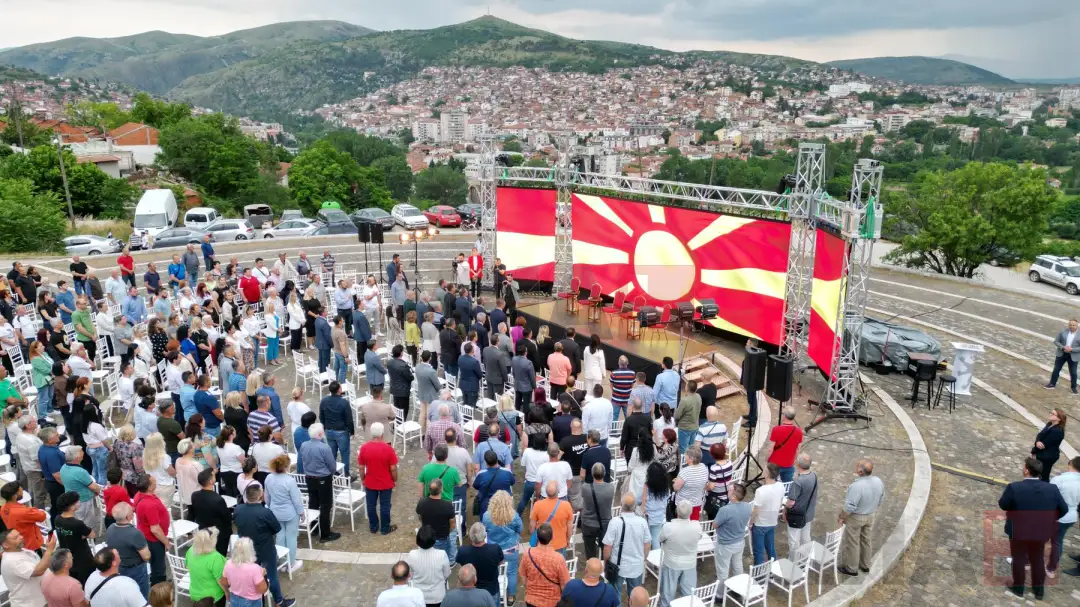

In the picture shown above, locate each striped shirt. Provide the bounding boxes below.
[247,409,280,439]
[708,461,734,501]
[629,384,655,416]
[609,369,636,405]
[695,421,728,449]
[675,463,709,507]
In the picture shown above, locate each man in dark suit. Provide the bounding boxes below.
[387,344,415,420]
[559,327,582,377]
[619,397,653,464]
[455,289,472,337]
[472,297,488,330]
[489,300,507,335]
[998,457,1069,599]
[440,318,462,379]
[314,308,333,374]
[442,284,457,321]
[472,314,490,354]
[458,343,483,408]
[482,335,510,401]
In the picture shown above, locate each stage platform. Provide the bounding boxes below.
[516,300,717,384]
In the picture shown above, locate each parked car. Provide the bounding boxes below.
[204,219,256,241]
[1029,255,1080,295]
[183,207,220,230]
[391,204,429,230]
[263,218,318,238]
[303,222,358,237]
[456,203,482,222]
[62,235,124,256]
[280,209,306,222]
[243,204,274,229]
[316,208,353,226]
[350,208,396,231]
[987,246,1022,267]
[151,227,210,249]
[424,205,462,227]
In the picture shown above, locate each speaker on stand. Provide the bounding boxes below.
[739,346,768,489]
[766,354,794,424]
[358,223,372,275]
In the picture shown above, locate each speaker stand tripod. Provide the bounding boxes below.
[739,422,765,490]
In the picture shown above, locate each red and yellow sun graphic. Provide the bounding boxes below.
[571,193,792,344]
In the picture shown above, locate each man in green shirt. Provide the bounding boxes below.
[0,367,25,411]
[674,379,702,454]
[69,296,96,361]
[417,443,462,501]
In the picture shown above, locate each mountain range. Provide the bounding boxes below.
[0,17,1021,120]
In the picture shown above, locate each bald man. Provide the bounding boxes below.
[561,558,620,606]
[629,586,651,607]
[695,405,728,466]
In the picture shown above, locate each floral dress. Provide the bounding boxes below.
[114,438,145,484]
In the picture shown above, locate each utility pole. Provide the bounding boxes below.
[53,134,76,230]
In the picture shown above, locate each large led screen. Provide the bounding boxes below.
[495,187,556,283]
[571,193,791,344]
[808,229,847,375]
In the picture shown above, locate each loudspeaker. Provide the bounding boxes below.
[766,354,793,402]
[370,227,384,244]
[638,306,660,327]
[673,302,695,321]
[742,346,767,392]
[357,222,371,243]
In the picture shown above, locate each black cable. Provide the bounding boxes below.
[873,296,969,325]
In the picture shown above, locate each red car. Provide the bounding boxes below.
[424,205,462,227]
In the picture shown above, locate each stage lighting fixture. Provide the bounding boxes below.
[776,174,798,194]
[695,299,719,320]
[637,306,660,327]
[427,226,439,237]
[414,229,426,240]
[673,302,695,321]
[399,232,411,244]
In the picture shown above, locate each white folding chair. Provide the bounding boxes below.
[332,473,366,531]
[290,473,322,549]
[696,520,716,561]
[721,560,770,607]
[808,526,845,596]
[459,404,482,444]
[498,561,510,607]
[610,419,624,442]
[564,557,578,577]
[672,581,719,607]
[393,406,422,454]
[770,542,812,607]
[165,552,191,605]
[167,519,199,555]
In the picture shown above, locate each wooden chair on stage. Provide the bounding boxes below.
[578,283,603,322]
[601,291,627,327]
[646,304,672,341]
[623,295,646,339]
[558,277,581,313]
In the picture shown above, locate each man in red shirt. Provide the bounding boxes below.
[238,267,262,304]
[133,474,171,585]
[117,247,136,288]
[767,407,804,483]
[357,422,399,535]
[467,247,484,298]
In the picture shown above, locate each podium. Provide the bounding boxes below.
[950,342,985,395]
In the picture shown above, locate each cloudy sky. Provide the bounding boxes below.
[5,0,1079,78]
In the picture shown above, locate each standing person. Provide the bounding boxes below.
[481,490,523,604]
[53,491,96,584]
[60,446,103,531]
[713,484,752,582]
[602,493,651,603]
[182,245,200,286]
[313,309,332,375]
[118,247,136,288]
[673,446,709,521]
[364,339,387,393]
[581,462,615,560]
[358,423,399,535]
[1046,319,1080,393]
[185,529,227,607]
[1048,456,1080,578]
[483,334,509,401]
[511,342,536,412]
[582,385,613,446]
[405,527,452,607]
[529,480,574,555]
[133,474,171,586]
[658,502,702,607]
[673,380,701,454]
[414,351,441,430]
[191,468,232,557]
[767,408,804,482]
[105,502,151,598]
[518,434,549,515]
[387,345,415,420]
[458,343,483,408]
[621,398,653,465]
[652,357,679,412]
[201,234,215,272]
[297,424,342,543]
[264,455,304,573]
[319,381,355,477]
[221,537,271,607]
[234,484,296,607]
[287,292,305,354]
[85,548,147,606]
[41,548,88,607]
[1032,409,1066,482]
[440,318,461,379]
[333,280,354,338]
[998,458,1068,599]
[38,427,67,523]
[0,481,48,553]
[582,335,607,395]
[641,463,670,550]
[0,529,57,607]
[838,458,886,577]
[785,453,819,554]
[69,255,89,296]
[580,429,612,485]
[467,248,484,298]
[330,315,348,383]
[456,523,504,600]
[694,406,728,467]
[609,356,636,422]
[749,463,783,565]
[519,523,570,607]
[473,450,515,518]
[416,478,458,564]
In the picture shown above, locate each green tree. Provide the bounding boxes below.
[157,113,261,202]
[0,145,136,217]
[325,131,404,167]
[67,101,133,131]
[398,127,415,146]
[0,109,52,148]
[524,157,550,168]
[502,139,523,153]
[288,140,363,215]
[884,163,1058,277]
[130,92,191,129]
[0,178,67,252]
[414,164,468,207]
[350,166,395,211]
[371,156,414,201]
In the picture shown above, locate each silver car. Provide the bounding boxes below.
[391,204,429,230]
[62,235,124,256]
[205,219,256,241]
[263,218,318,238]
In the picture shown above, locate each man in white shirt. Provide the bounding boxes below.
[104,269,126,306]
[15,416,48,508]
[581,384,614,446]
[67,345,94,380]
[536,442,573,499]
[694,406,728,466]
[750,463,786,565]
[361,275,382,335]
[376,560,425,607]
[85,548,148,607]
[273,252,293,279]
[0,528,56,607]
[252,258,271,286]
[658,502,703,606]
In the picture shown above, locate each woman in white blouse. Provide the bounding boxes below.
[286,387,311,437]
[94,301,115,355]
[178,288,196,317]
[142,432,176,504]
[241,307,262,370]
[286,291,305,353]
[405,526,451,607]
[582,333,607,394]
[215,426,247,498]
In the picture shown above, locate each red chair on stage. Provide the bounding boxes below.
[578,282,603,321]
[646,304,672,341]
[558,277,581,312]
[623,295,646,339]
[602,291,627,326]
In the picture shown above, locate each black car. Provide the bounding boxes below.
[456,203,482,221]
[350,208,396,231]
[304,222,358,236]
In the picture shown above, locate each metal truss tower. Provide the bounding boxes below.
[779,143,826,369]
[821,159,884,412]
[553,138,574,296]
[478,135,498,272]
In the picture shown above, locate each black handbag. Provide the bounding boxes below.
[604,515,627,582]
[786,476,817,529]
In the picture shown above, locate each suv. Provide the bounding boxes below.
[1029,255,1080,295]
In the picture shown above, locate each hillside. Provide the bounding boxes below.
[168,16,815,117]
[827,56,1014,86]
[0,21,373,94]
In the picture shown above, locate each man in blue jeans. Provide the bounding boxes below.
[358,422,399,535]
[602,492,651,603]
[750,463,785,565]
[418,479,458,563]
[318,381,355,478]
[235,484,296,607]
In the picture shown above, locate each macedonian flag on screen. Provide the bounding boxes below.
[571,193,791,344]
[495,187,557,282]
[808,229,847,376]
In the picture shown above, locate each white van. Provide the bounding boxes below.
[132,189,179,239]
[184,207,219,230]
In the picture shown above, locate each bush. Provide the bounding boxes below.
[0,179,68,253]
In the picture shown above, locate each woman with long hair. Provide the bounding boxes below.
[1033,408,1067,482]
[143,432,176,504]
[264,301,282,367]
[223,392,251,453]
[37,291,57,327]
[654,402,676,444]
[221,537,268,607]
[70,377,98,473]
[148,318,169,362]
[113,424,145,497]
[177,325,201,372]
[190,316,211,371]
[404,310,420,366]
[185,528,227,607]
[82,403,111,485]
[236,456,260,503]
[302,287,319,350]
[185,413,217,470]
[175,438,204,517]
[582,333,606,394]
[264,454,303,572]
[286,290,304,353]
[482,490,523,604]
[133,392,159,441]
[29,341,54,415]
[205,290,222,326]
[497,393,523,460]
[533,386,554,422]
[626,428,655,508]
[523,406,553,448]
[215,426,245,497]
[657,427,680,482]
[166,313,181,341]
[244,372,260,411]
[510,315,526,348]
[535,325,554,373]
[643,461,671,549]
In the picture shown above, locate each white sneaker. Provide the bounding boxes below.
[289,560,304,573]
